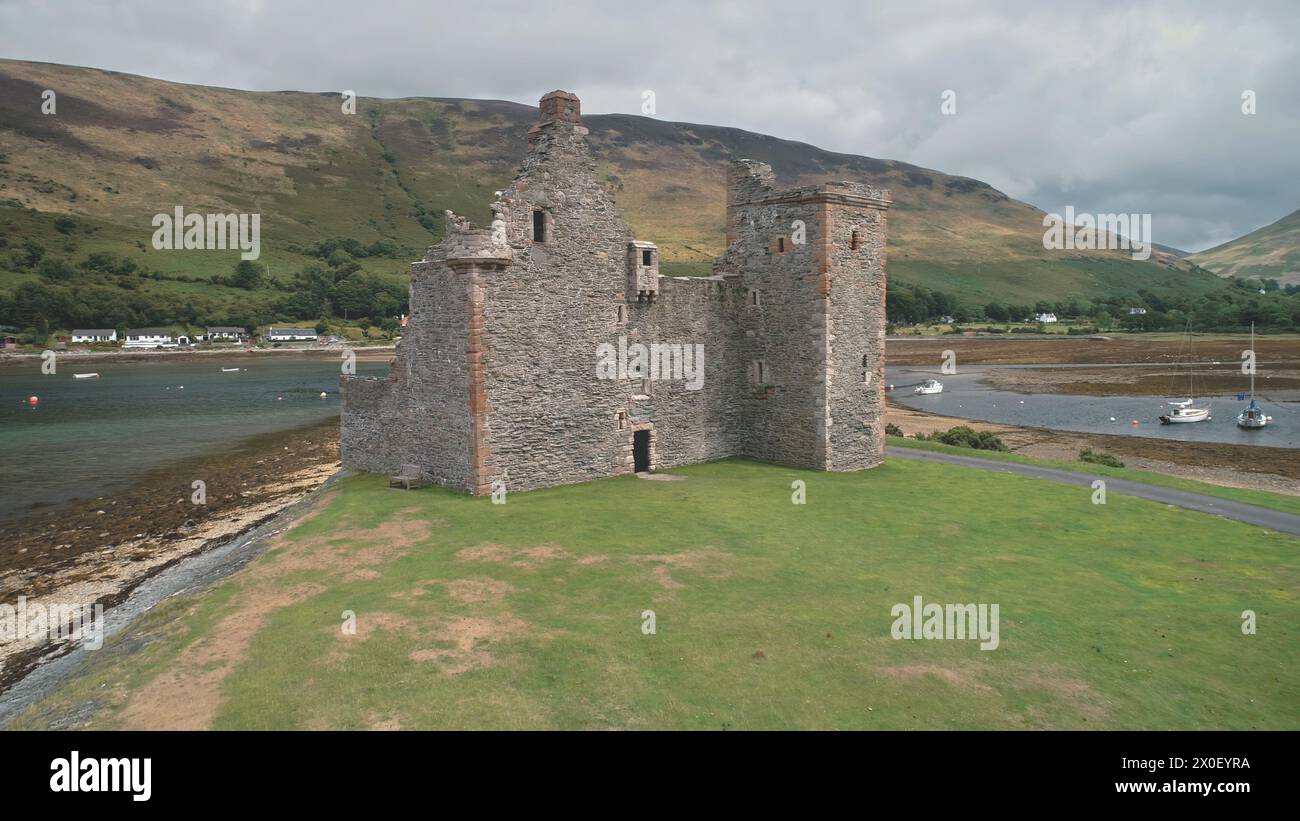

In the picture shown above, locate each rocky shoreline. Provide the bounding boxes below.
[0,418,344,691]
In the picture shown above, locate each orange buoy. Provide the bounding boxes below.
[27,395,38,406]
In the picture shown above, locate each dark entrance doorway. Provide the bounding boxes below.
[633,430,650,473]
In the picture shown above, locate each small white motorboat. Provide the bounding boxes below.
[73,372,101,379]
[221,367,241,372]
[1159,399,1211,424]
[914,379,944,395]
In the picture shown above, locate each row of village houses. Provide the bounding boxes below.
[28,326,331,349]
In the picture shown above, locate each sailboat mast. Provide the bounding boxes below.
[1250,322,1256,398]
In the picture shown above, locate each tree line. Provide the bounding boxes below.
[0,236,410,341]
[886,281,1300,332]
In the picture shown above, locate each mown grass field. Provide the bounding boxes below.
[9,457,1297,730]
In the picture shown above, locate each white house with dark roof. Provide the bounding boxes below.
[123,328,177,348]
[71,329,117,343]
[265,327,319,342]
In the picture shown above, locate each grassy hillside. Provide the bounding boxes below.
[0,57,1228,316]
[9,458,1296,730]
[1190,208,1300,287]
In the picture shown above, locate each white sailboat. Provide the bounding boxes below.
[1237,323,1270,429]
[1160,399,1211,424]
[1159,325,1211,425]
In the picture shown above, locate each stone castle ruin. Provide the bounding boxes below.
[340,91,891,494]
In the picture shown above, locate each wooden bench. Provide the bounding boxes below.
[388,464,428,490]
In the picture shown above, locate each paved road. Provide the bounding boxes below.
[887,446,1300,537]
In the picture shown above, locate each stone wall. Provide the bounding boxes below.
[340,91,890,494]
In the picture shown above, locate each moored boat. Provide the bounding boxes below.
[73,372,101,379]
[1237,324,1271,429]
[1160,400,1211,424]
[1158,324,1211,424]
[914,379,944,395]
[1237,400,1268,429]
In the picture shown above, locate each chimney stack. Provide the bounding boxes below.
[529,90,584,144]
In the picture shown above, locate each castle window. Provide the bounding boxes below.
[851,229,860,250]
[642,249,652,266]
[752,359,768,385]
[533,209,547,243]
[616,411,627,430]
[616,304,627,324]
[777,237,786,253]
[748,289,761,307]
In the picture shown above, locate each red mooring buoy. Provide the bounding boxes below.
[28,395,39,406]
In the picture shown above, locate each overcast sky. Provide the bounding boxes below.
[2,0,1297,251]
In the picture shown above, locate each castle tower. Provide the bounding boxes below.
[723,160,891,471]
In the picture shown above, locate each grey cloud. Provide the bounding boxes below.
[1,0,1296,250]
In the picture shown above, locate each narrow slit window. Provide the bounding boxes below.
[616,304,627,324]
[532,209,546,242]
[641,249,652,266]
[749,289,761,307]
[777,237,785,253]
[616,411,627,430]
[851,230,860,250]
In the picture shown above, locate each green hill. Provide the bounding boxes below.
[0,57,1230,330]
[1190,208,1300,287]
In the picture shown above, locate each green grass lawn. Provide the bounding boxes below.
[10,457,1298,730]
[888,436,1300,517]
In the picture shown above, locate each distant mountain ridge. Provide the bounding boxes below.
[1190,208,1300,286]
[0,58,1226,307]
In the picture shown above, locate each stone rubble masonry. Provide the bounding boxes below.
[340,91,891,494]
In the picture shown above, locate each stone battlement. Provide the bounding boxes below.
[442,210,512,266]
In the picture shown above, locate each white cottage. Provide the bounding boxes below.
[71,329,117,343]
